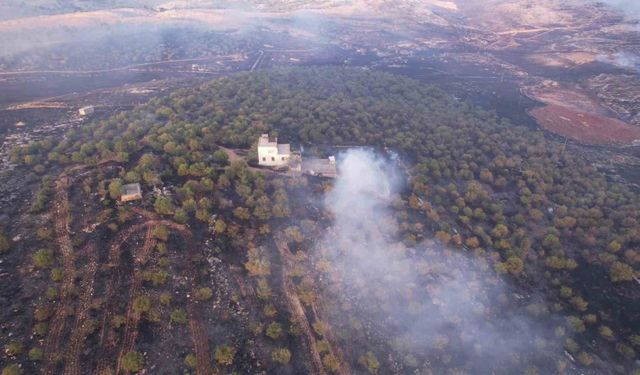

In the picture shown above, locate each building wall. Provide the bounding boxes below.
[258,145,290,166]
[120,193,142,202]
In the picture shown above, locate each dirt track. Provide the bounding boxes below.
[63,243,99,375]
[94,220,190,375]
[275,233,347,375]
[42,175,76,375]
[115,225,157,375]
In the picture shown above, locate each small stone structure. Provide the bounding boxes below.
[79,106,95,116]
[120,183,142,202]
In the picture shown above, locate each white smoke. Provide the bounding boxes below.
[317,149,562,372]
[597,52,640,73]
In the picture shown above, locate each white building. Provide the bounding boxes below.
[258,134,291,167]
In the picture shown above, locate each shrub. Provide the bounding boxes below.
[256,278,272,300]
[266,322,283,340]
[272,348,292,364]
[1,364,22,375]
[112,315,126,329]
[121,351,144,373]
[142,270,168,287]
[50,268,64,282]
[132,296,151,314]
[263,304,277,318]
[46,286,59,300]
[32,249,54,269]
[322,354,340,373]
[214,344,235,366]
[34,306,51,321]
[0,232,11,254]
[28,347,43,361]
[33,322,48,337]
[152,225,169,242]
[4,341,23,356]
[184,353,197,369]
[599,326,615,341]
[194,287,213,301]
[577,351,593,366]
[35,228,52,241]
[358,351,380,374]
[159,293,172,305]
[170,308,187,324]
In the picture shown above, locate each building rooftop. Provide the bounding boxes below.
[258,134,277,147]
[301,157,338,178]
[122,183,142,197]
[277,144,291,155]
[259,134,291,154]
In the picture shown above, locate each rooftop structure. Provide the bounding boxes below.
[120,183,142,202]
[258,134,291,167]
[301,156,337,178]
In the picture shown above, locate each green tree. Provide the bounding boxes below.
[599,326,615,341]
[173,209,189,224]
[610,261,634,282]
[108,179,123,200]
[154,196,174,215]
[506,256,524,275]
[490,224,509,239]
[233,207,251,220]
[212,150,229,166]
[152,225,169,242]
[214,219,227,234]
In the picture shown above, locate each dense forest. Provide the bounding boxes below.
[8,67,640,374]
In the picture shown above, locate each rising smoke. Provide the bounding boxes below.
[597,0,640,19]
[318,149,563,372]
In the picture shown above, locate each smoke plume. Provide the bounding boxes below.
[597,52,640,73]
[318,149,562,372]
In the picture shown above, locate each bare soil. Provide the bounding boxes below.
[530,104,640,145]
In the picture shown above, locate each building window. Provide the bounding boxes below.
[262,157,266,162]
[272,157,275,161]
[282,157,286,161]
